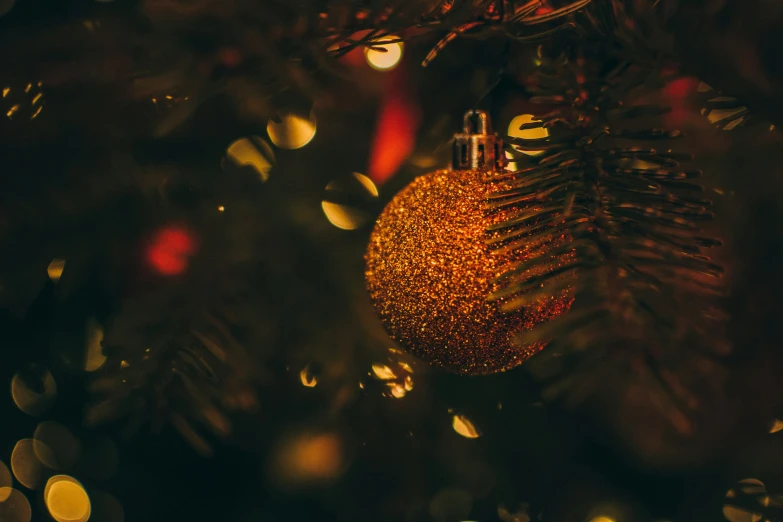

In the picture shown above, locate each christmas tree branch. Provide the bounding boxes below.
[488,47,729,422]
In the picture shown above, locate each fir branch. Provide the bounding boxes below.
[489,46,728,422]
[85,257,261,455]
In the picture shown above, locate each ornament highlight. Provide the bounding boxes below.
[365,111,571,375]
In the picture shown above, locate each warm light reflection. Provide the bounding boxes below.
[452,414,481,439]
[11,439,56,490]
[225,136,275,181]
[369,352,415,399]
[371,364,396,381]
[388,383,407,398]
[11,367,57,416]
[0,488,31,522]
[267,112,317,150]
[47,259,66,282]
[364,37,403,71]
[34,421,80,470]
[322,173,379,230]
[504,150,517,172]
[724,478,767,522]
[85,318,107,372]
[45,476,91,522]
[300,367,317,388]
[589,517,616,522]
[770,419,783,434]
[507,114,548,156]
[409,153,439,169]
[705,103,745,129]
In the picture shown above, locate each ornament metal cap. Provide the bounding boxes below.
[452,110,505,172]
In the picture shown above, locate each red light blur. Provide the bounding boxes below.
[368,68,421,185]
[146,226,197,276]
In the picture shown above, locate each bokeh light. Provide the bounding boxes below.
[321,173,379,230]
[299,366,318,388]
[365,348,416,399]
[11,366,57,416]
[368,74,420,184]
[34,422,80,470]
[45,475,91,522]
[589,517,616,522]
[452,414,481,439]
[770,419,783,434]
[84,318,107,372]
[272,432,343,487]
[498,503,530,522]
[370,361,415,399]
[146,225,197,276]
[47,259,66,282]
[0,488,31,522]
[364,37,403,71]
[371,364,396,380]
[11,439,56,490]
[507,114,548,157]
[724,478,767,522]
[504,150,517,172]
[267,111,317,150]
[224,136,275,182]
[0,461,11,492]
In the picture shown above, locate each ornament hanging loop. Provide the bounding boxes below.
[453,110,505,172]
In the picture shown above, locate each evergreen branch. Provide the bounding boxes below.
[488,47,728,420]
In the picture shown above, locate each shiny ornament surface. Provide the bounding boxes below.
[365,145,571,374]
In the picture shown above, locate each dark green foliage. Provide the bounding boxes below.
[489,48,729,416]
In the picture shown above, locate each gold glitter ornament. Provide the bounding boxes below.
[365,111,571,375]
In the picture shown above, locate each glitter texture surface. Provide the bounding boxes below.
[365,169,571,375]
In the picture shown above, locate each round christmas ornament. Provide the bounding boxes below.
[365,111,572,375]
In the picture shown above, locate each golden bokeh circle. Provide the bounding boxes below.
[0,461,11,491]
[0,487,31,522]
[11,439,57,490]
[267,112,316,150]
[11,367,57,416]
[507,114,548,157]
[364,38,403,71]
[34,422,80,470]
[84,318,107,372]
[322,173,379,230]
[45,475,91,522]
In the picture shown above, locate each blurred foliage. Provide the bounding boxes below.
[0,1,782,522]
